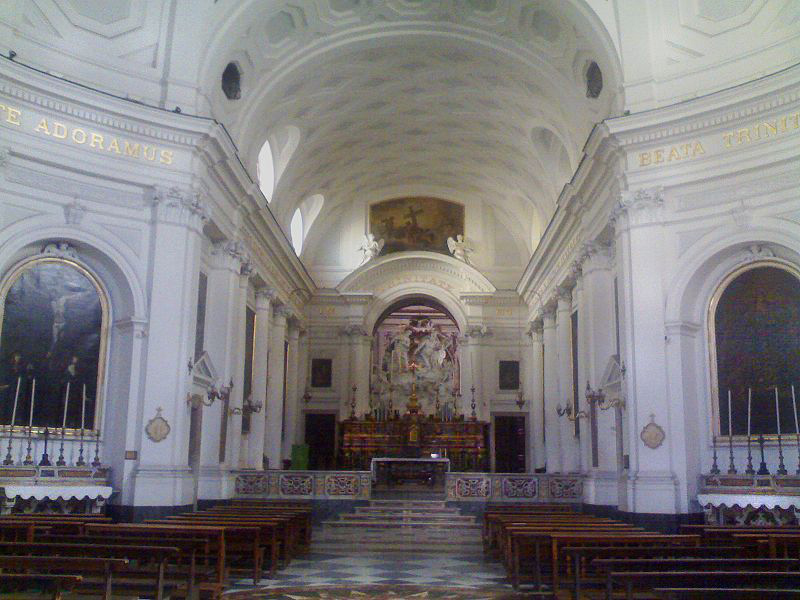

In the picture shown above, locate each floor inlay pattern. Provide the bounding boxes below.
[226,553,519,598]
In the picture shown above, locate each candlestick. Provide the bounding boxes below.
[756,434,769,475]
[10,377,20,427]
[38,427,51,466]
[76,428,86,467]
[91,431,101,468]
[56,434,65,466]
[727,390,733,438]
[62,381,71,430]
[775,386,781,436]
[81,384,86,431]
[792,385,800,475]
[709,435,720,474]
[23,426,33,465]
[28,378,35,428]
[2,428,12,465]
[726,390,736,473]
[747,388,752,438]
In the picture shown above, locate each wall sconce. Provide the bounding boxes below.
[585,381,625,411]
[206,379,233,407]
[303,388,312,404]
[556,401,587,421]
[229,394,263,415]
[515,390,526,411]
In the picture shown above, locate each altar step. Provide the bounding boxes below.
[315,499,483,554]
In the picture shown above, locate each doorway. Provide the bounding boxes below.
[494,415,526,473]
[304,413,337,470]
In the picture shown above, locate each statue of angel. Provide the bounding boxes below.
[447,234,474,264]
[358,233,384,265]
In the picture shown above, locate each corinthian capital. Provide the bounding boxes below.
[212,239,251,275]
[612,187,664,228]
[150,185,209,228]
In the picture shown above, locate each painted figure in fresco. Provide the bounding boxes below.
[447,234,474,264]
[357,233,385,265]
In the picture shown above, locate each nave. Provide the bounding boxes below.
[2,500,800,599]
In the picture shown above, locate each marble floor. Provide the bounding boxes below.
[228,552,513,591]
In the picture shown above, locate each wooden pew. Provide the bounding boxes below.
[563,545,747,599]
[150,517,265,583]
[0,541,180,600]
[0,574,82,600]
[0,554,129,600]
[85,523,230,597]
[607,571,800,600]
[41,533,208,599]
[654,588,800,599]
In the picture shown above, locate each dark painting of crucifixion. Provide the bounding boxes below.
[369,197,464,255]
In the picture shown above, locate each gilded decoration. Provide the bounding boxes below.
[0,255,108,433]
[145,407,170,443]
[369,197,464,256]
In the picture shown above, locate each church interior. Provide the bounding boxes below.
[1,1,800,598]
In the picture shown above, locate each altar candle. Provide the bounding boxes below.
[727,390,732,438]
[9,377,20,427]
[62,381,71,430]
[775,386,781,436]
[791,385,799,438]
[81,383,86,431]
[28,379,35,428]
[747,388,752,438]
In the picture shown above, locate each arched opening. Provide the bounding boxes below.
[290,208,303,255]
[221,62,241,100]
[0,255,109,432]
[370,297,461,419]
[710,263,800,437]
[256,140,275,203]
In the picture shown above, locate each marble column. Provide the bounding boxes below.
[264,305,289,470]
[248,287,274,470]
[282,321,300,461]
[542,306,562,473]
[573,272,591,474]
[556,286,578,472]
[529,320,546,471]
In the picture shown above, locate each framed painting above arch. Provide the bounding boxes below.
[0,255,109,434]
[709,260,800,439]
[369,197,464,256]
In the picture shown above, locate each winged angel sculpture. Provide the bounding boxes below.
[447,234,474,264]
[358,233,384,265]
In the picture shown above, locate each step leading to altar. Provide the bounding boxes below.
[316,499,483,554]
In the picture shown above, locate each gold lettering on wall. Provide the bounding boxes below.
[638,142,705,167]
[1,102,175,165]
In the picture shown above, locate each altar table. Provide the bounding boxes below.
[371,457,450,493]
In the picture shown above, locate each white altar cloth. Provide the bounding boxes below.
[698,492,800,511]
[0,485,114,501]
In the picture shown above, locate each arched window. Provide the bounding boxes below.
[0,256,108,432]
[711,263,800,437]
[257,140,275,203]
[290,209,303,255]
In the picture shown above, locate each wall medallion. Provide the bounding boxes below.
[640,414,665,449]
[145,407,170,443]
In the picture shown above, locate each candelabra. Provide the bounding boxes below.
[556,402,587,421]
[205,379,234,407]
[585,382,625,411]
[229,394,263,416]
[350,385,357,420]
[727,430,736,474]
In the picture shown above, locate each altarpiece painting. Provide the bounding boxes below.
[0,258,106,431]
[369,197,465,255]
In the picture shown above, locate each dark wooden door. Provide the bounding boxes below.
[305,413,337,470]
[494,415,526,473]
